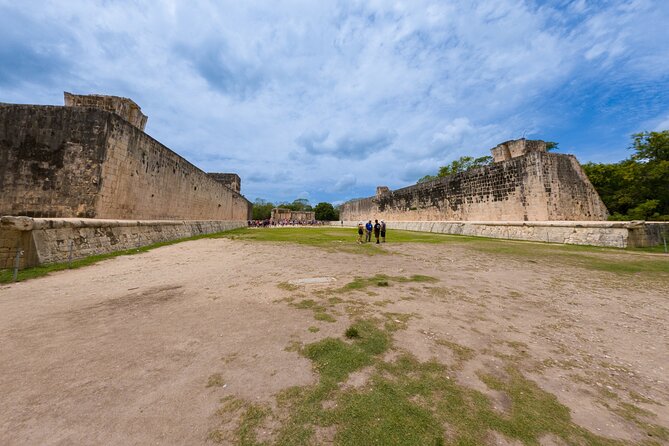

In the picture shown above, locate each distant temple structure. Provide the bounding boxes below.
[271,208,315,222]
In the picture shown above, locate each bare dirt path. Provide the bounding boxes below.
[0,237,667,445]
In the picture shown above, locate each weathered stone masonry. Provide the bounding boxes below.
[341,140,608,222]
[0,99,252,221]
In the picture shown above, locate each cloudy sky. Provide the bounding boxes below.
[1,1,668,205]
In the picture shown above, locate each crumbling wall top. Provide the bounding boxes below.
[64,92,148,131]
[491,139,546,163]
[376,186,390,197]
[208,173,241,193]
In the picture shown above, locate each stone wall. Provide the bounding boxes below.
[341,150,608,222]
[64,92,147,131]
[0,103,252,221]
[0,216,246,269]
[330,220,669,248]
[270,208,316,222]
[208,173,241,193]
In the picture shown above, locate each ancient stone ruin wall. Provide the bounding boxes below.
[0,105,108,218]
[270,208,316,222]
[0,103,252,221]
[341,148,608,222]
[1,216,247,269]
[64,92,148,131]
[208,173,241,193]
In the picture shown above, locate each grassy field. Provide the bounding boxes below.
[2,227,667,284]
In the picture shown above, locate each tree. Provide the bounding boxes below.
[314,202,339,221]
[252,198,274,220]
[581,130,669,220]
[417,155,493,183]
[279,198,313,212]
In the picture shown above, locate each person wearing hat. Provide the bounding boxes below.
[357,222,364,244]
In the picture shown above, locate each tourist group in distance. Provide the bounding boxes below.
[357,219,386,244]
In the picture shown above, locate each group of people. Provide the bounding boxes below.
[357,219,386,244]
[248,219,322,227]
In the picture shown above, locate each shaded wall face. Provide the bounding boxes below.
[0,106,108,218]
[96,115,251,220]
[341,152,608,222]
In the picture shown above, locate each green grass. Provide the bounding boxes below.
[6,227,666,284]
[337,274,438,292]
[211,317,638,446]
[206,373,226,388]
[225,227,669,276]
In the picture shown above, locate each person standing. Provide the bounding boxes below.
[357,222,364,244]
[365,220,373,242]
[380,220,386,243]
[373,219,381,244]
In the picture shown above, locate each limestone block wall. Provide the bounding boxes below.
[270,208,316,222]
[208,173,241,193]
[0,104,252,221]
[341,151,608,222]
[64,92,147,131]
[0,105,108,218]
[97,115,251,220]
[0,216,247,269]
[330,220,669,248]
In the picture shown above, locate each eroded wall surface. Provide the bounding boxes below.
[0,104,252,221]
[64,92,148,131]
[97,115,251,220]
[341,152,608,222]
[0,105,108,218]
[1,216,246,268]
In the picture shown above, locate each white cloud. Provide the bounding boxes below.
[1,0,668,203]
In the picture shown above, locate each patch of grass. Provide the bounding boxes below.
[344,327,359,339]
[308,326,320,333]
[210,396,271,445]
[314,312,337,323]
[337,274,437,293]
[278,282,299,291]
[382,312,415,332]
[0,227,242,284]
[303,320,390,383]
[294,299,319,309]
[435,339,475,363]
[206,373,226,388]
[470,239,669,277]
[218,316,631,446]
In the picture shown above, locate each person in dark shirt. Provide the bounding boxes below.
[380,220,386,243]
[373,220,381,244]
[357,222,364,244]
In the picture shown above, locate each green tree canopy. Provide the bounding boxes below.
[581,130,669,220]
[314,202,339,221]
[252,198,274,220]
[279,198,313,212]
[417,155,493,183]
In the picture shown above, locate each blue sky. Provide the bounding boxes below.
[1,0,668,205]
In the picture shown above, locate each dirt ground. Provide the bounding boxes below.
[0,237,667,445]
